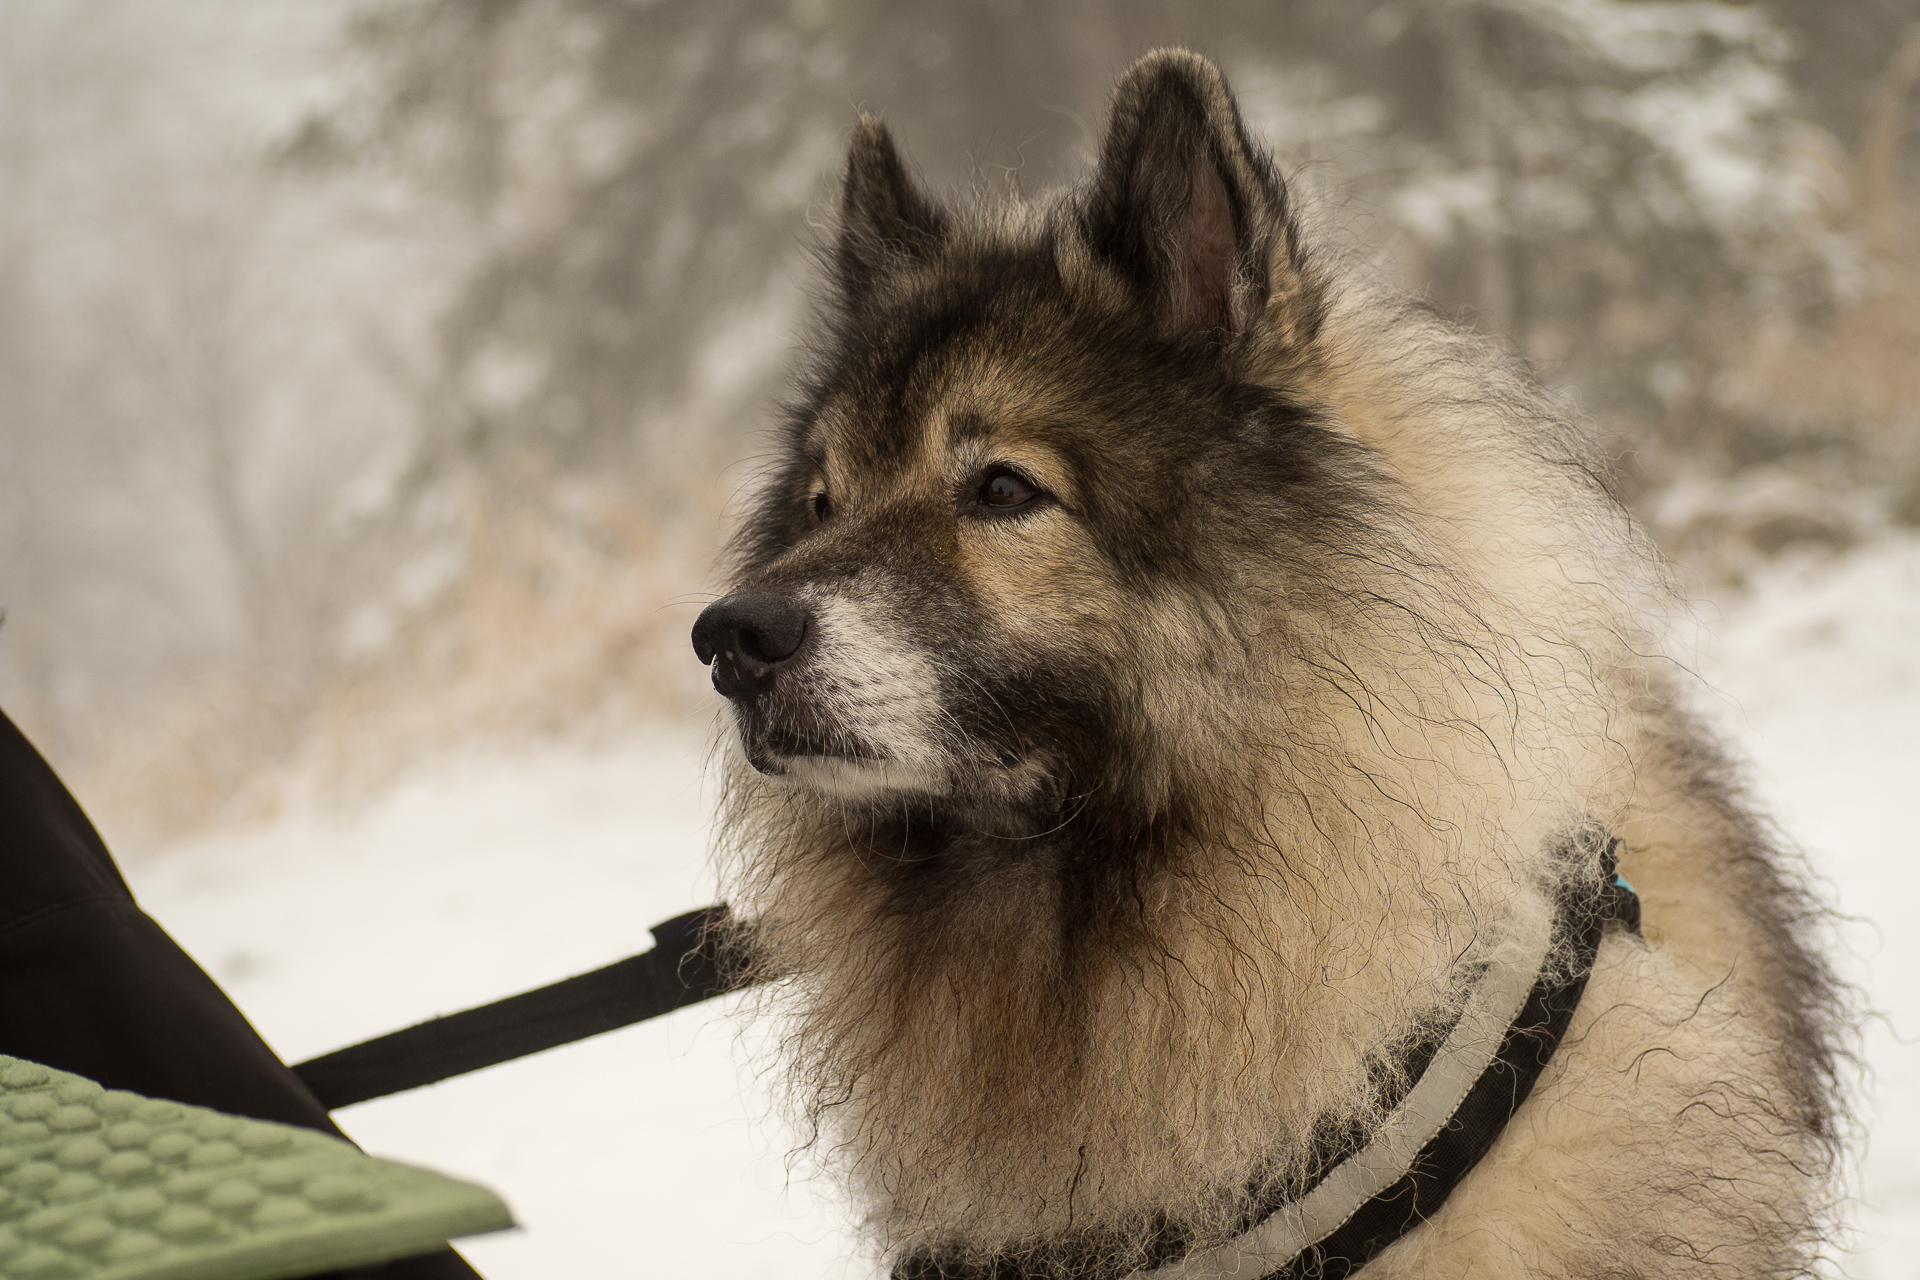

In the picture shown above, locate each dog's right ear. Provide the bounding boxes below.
[835,116,949,306]
[1074,50,1312,347]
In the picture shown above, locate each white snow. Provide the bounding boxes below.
[118,534,1920,1278]
[1684,535,1920,1275]
[122,735,860,1280]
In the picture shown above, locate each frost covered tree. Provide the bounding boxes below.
[289,0,1202,478]
[301,0,1913,501]
[0,0,1906,828]
[0,0,451,813]
[1280,0,1826,492]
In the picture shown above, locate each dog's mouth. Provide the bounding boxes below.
[733,697,962,801]
[746,719,880,774]
[738,699,883,772]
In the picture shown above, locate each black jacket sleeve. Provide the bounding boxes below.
[0,707,482,1280]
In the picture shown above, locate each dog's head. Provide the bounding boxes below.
[695,51,1376,842]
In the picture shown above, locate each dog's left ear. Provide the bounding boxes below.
[1077,50,1298,342]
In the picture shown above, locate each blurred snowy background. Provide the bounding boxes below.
[1,0,1917,1275]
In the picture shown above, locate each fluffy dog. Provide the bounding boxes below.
[693,49,1840,1279]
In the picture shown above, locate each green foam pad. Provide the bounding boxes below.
[0,1056,513,1280]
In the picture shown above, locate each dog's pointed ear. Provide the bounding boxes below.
[1078,50,1296,341]
[836,115,949,305]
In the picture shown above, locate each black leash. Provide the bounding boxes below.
[292,905,742,1110]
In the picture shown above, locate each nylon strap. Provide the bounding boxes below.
[1192,852,1631,1280]
[293,905,738,1110]
[1135,914,1553,1279]
[894,836,1640,1280]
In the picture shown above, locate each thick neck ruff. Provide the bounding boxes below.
[896,838,1642,1280]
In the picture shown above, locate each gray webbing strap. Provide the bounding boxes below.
[1125,910,1554,1279]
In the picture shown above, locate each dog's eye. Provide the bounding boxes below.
[812,492,832,521]
[979,469,1038,511]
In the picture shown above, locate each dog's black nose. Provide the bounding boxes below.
[692,592,809,700]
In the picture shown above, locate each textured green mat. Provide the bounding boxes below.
[0,1056,513,1280]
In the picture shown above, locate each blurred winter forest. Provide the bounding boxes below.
[1,0,1917,840]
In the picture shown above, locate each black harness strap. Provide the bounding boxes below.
[893,836,1642,1280]
[1264,847,1633,1280]
[293,905,740,1110]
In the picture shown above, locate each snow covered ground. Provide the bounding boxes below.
[122,733,859,1279]
[1686,536,1920,1275]
[120,535,1920,1279]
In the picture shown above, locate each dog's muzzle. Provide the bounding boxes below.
[692,592,810,702]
